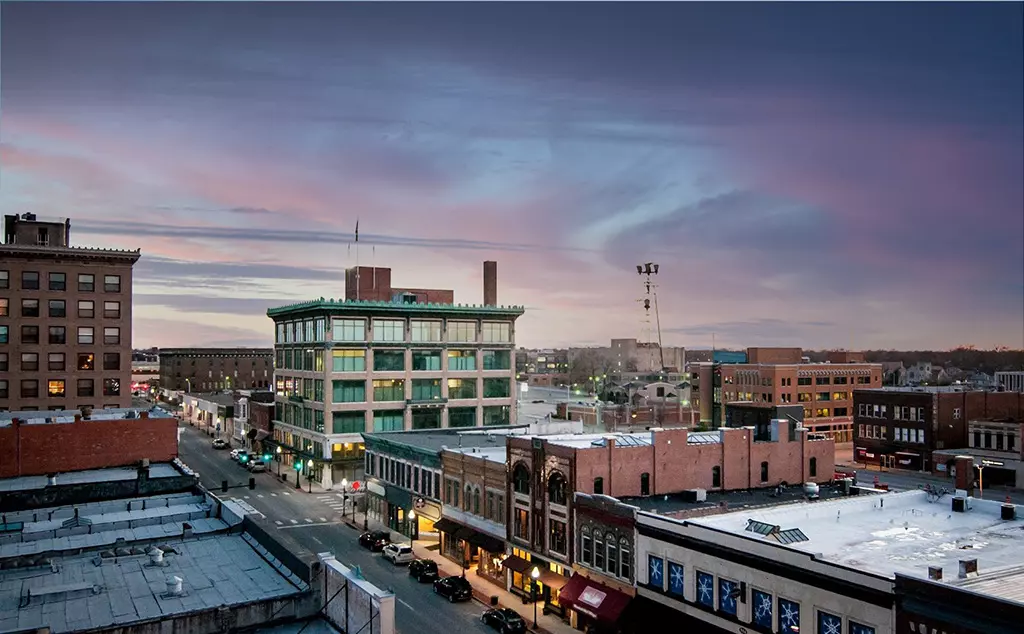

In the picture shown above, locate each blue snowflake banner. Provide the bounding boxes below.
[849,621,876,634]
[817,610,842,634]
[718,579,738,616]
[647,555,663,589]
[751,589,772,629]
[778,598,800,632]
[667,562,684,597]
[696,571,714,608]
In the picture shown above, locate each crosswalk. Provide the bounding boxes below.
[321,493,349,518]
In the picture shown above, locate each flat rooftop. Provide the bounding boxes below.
[183,392,238,407]
[267,298,525,318]
[444,446,507,464]
[0,407,175,426]
[623,482,850,517]
[0,463,183,493]
[363,426,531,453]
[855,386,982,394]
[692,490,1024,581]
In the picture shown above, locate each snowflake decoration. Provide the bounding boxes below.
[669,565,684,590]
[697,575,713,604]
[780,601,799,628]
[719,581,736,612]
[821,615,842,634]
[648,557,662,584]
[755,594,772,619]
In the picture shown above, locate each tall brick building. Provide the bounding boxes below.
[0,213,140,411]
[158,347,274,392]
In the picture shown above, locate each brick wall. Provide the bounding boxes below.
[746,347,803,364]
[0,413,178,478]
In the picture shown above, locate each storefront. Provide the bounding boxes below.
[414,497,441,538]
[434,517,506,587]
[502,549,571,617]
[366,480,388,526]
[559,573,633,634]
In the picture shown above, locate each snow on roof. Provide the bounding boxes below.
[692,490,1024,580]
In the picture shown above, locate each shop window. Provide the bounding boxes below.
[667,561,683,596]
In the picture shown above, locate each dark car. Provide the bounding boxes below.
[433,575,472,603]
[358,530,391,551]
[482,608,527,634]
[408,559,439,582]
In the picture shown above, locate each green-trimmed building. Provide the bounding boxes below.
[266,286,525,490]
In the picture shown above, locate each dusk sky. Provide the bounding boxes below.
[2,2,1022,351]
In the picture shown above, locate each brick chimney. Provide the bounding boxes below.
[483,261,497,306]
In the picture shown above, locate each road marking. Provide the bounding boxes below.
[275,520,283,525]
[319,517,327,522]
[279,521,336,529]
[271,493,278,497]
[397,599,415,610]
[257,494,265,498]
[290,519,298,525]
[243,495,250,499]
[283,492,291,496]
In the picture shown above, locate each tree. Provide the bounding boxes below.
[567,348,615,387]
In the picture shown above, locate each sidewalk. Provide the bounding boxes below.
[339,511,577,634]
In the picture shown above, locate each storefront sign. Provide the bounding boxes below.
[578,587,606,609]
[366,481,386,497]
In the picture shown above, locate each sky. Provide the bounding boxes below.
[2,2,1022,351]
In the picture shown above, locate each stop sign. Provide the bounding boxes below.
[352,481,360,490]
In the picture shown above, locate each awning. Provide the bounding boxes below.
[501,555,533,574]
[896,452,921,457]
[559,574,632,625]
[454,526,476,541]
[433,518,461,534]
[465,531,505,554]
[536,568,570,591]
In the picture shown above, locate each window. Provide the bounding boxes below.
[103,301,121,318]
[593,477,603,495]
[605,532,618,575]
[448,378,476,400]
[0,271,7,289]
[809,457,817,478]
[483,377,510,398]
[373,410,404,432]
[815,377,830,385]
[447,349,476,371]
[594,533,605,570]
[778,597,800,632]
[103,327,120,345]
[473,488,481,515]
[718,578,739,616]
[448,407,476,427]
[0,326,6,344]
[848,622,875,634]
[667,561,683,596]
[332,412,364,434]
[22,299,39,317]
[48,380,66,397]
[448,321,476,342]
[48,326,66,344]
[410,320,442,342]
[0,353,6,371]
[548,471,567,505]
[411,350,441,371]
[512,463,531,494]
[103,378,120,396]
[78,379,95,397]
[411,379,441,401]
[0,380,7,399]
[333,380,366,402]
[817,610,842,634]
[797,377,812,386]
[48,353,65,371]
[751,589,773,629]
[332,349,365,372]
[76,355,95,374]
[372,379,404,401]
[78,300,94,318]
[373,350,405,371]
[22,271,40,290]
[580,528,593,565]
[619,538,631,580]
[513,508,529,539]
[332,318,366,342]
[21,353,39,371]
[482,405,510,426]
[953,407,961,420]
[74,274,95,293]
[695,570,714,607]
[481,322,511,343]
[372,319,404,342]
[49,272,66,291]
[0,298,7,317]
[22,325,40,344]
[712,466,721,488]
[102,352,120,371]
[640,472,650,496]
[103,275,121,292]
[21,379,39,398]
[760,461,769,482]
[482,350,511,370]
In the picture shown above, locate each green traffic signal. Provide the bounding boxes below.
[293,461,302,471]
[240,455,249,463]
[263,454,272,462]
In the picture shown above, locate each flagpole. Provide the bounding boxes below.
[355,219,360,301]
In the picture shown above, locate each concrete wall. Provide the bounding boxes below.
[0,413,179,478]
[319,553,396,634]
[0,469,198,513]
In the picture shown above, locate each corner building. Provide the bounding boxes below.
[267,266,524,490]
[0,213,139,411]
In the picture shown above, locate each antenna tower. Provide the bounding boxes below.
[636,262,664,372]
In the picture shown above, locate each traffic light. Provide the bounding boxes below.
[263,454,272,462]
[221,480,228,493]
[293,461,302,471]
[239,454,249,464]
[248,477,256,490]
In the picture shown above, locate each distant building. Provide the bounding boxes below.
[158,347,273,392]
[267,261,524,490]
[181,391,237,438]
[610,338,685,373]
[0,213,140,411]
[996,371,1024,393]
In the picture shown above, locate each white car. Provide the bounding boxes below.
[381,544,416,565]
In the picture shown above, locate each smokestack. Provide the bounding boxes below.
[483,261,497,306]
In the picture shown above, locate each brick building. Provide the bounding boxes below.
[852,387,1024,472]
[158,347,273,392]
[437,446,508,589]
[690,347,882,441]
[503,422,834,613]
[0,407,178,478]
[0,213,140,411]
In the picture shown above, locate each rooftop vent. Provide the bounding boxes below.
[163,576,185,597]
[61,508,93,529]
[959,559,978,579]
[928,566,943,581]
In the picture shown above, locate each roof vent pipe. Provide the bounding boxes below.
[149,548,164,565]
[166,576,183,595]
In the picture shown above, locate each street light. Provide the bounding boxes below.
[306,459,314,493]
[276,446,283,476]
[530,566,540,629]
[341,478,350,523]
[408,509,416,540]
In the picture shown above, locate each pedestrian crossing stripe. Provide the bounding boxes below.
[305,518,314,523]
[319,517,327,522]
[290,519,298,524]
[275,520,283,525]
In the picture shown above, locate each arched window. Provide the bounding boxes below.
[619,536,631,580]
[580,526,593,565]
[606,532,619,576]
[640,472,650,496]
[548,471,568,505]
[809,457,818,478]
[473,487,481,515]
[513,463,531,494]
[760,461,769,483]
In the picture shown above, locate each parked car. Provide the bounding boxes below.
[358,530,391,551]
[408,559,439,583]
[248,462,267,473]
[212,438,229,450]
[234,451,251,465]
[381,544,416,565]
[481,608,527,634]
[433,575,472,603]
[229,449,243,459]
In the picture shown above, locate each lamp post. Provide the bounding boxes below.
[530,566,540,629]
[306,459,314,493]
[276,446,283,477]
[408,509,416,541]
[341,478,350,523]
[294,461,302,489]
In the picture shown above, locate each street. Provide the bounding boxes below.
[176,424,494,634]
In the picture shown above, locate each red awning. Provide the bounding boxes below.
[558,574,632,625]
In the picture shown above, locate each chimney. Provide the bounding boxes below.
[958,559,978,579]
[483,261,497,306]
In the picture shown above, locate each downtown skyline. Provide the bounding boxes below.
[2,2,1022,351]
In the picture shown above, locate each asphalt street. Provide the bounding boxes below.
[176,424,494,634]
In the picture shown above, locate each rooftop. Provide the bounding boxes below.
[624,482,850,517]
[266,297,525,318]
[855,385,983,394]
[0,243,141,259]
[0,463,183,493]
[0,407,175,427]
[444,446,508,464]
[691,490,1024,582]
[183,392,238,407]
[363,426,531,454]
